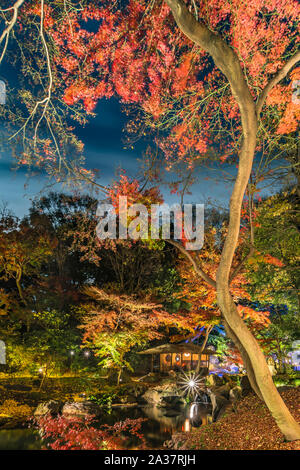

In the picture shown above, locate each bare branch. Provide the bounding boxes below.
[0,0,25,64]
[33,0,53,142]
[9,0,53,144]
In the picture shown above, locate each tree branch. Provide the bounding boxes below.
[167,239,216,288]
[229,245,254,283]
[256,50,300,116]
[0,0,25,64]
[165,0,255,124]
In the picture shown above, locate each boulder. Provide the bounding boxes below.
[209,392,231,422]
[159,378,180,393]
[159,395,185,409]
[229,385,242,402]
[120,394,137,404]
[142,389,162,405]
[34,400,62,417]
[62,401,101,418]
[127,383,148,397]
[168,370,177,379]
[206,374,224,388]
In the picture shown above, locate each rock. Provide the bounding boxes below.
[142,389,162,405]
[215,401,233,421]
[195,390,210,404]
[159,395,185,409]
[212,383,231,399]
[209,392,231,421]
[240,375,252,396]
[125,382,148,398]
[141,376,185,407]
[164,433,187,450]
[120,395,137,404]
[206,374,224,387]
[168,370,177,378]
[159,377,178,395]
[34,400,62,417]
[62,401,101,418]
[229,386,242,402]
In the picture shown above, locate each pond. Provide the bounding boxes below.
[0,403,212,450]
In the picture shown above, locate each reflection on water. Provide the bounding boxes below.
[0,403,212,450]
[142,403,211,440]
[0,429,42,450]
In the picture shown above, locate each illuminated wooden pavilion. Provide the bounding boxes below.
[139,343,214,372]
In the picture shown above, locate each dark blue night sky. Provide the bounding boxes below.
[0,92,237,217]
[0,69,283,218]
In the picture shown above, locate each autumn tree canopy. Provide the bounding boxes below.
[0,0,298,187]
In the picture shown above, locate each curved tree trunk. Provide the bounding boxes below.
[223,319,263,400]
[216,131,300,441]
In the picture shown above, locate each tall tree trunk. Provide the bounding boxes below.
[216,126,300,441]
[223,319,263,400]
[166,0,300,441]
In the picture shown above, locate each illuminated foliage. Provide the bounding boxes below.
[0,1,298,184]
[34,414,146,450]
[79,286,192,381]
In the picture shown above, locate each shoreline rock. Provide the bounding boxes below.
[62,401,101,418]
[34,400,62,417]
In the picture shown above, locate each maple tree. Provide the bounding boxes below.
[79,286,193,383]
[33,414,146,450]
[0,0,300,439]
[254,307,300,374]
[0,215,54,305]
[246,189,300,312]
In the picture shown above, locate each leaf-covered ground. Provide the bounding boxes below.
[169,387,300,450]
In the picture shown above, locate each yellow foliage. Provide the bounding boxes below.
[0,399,33,418]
